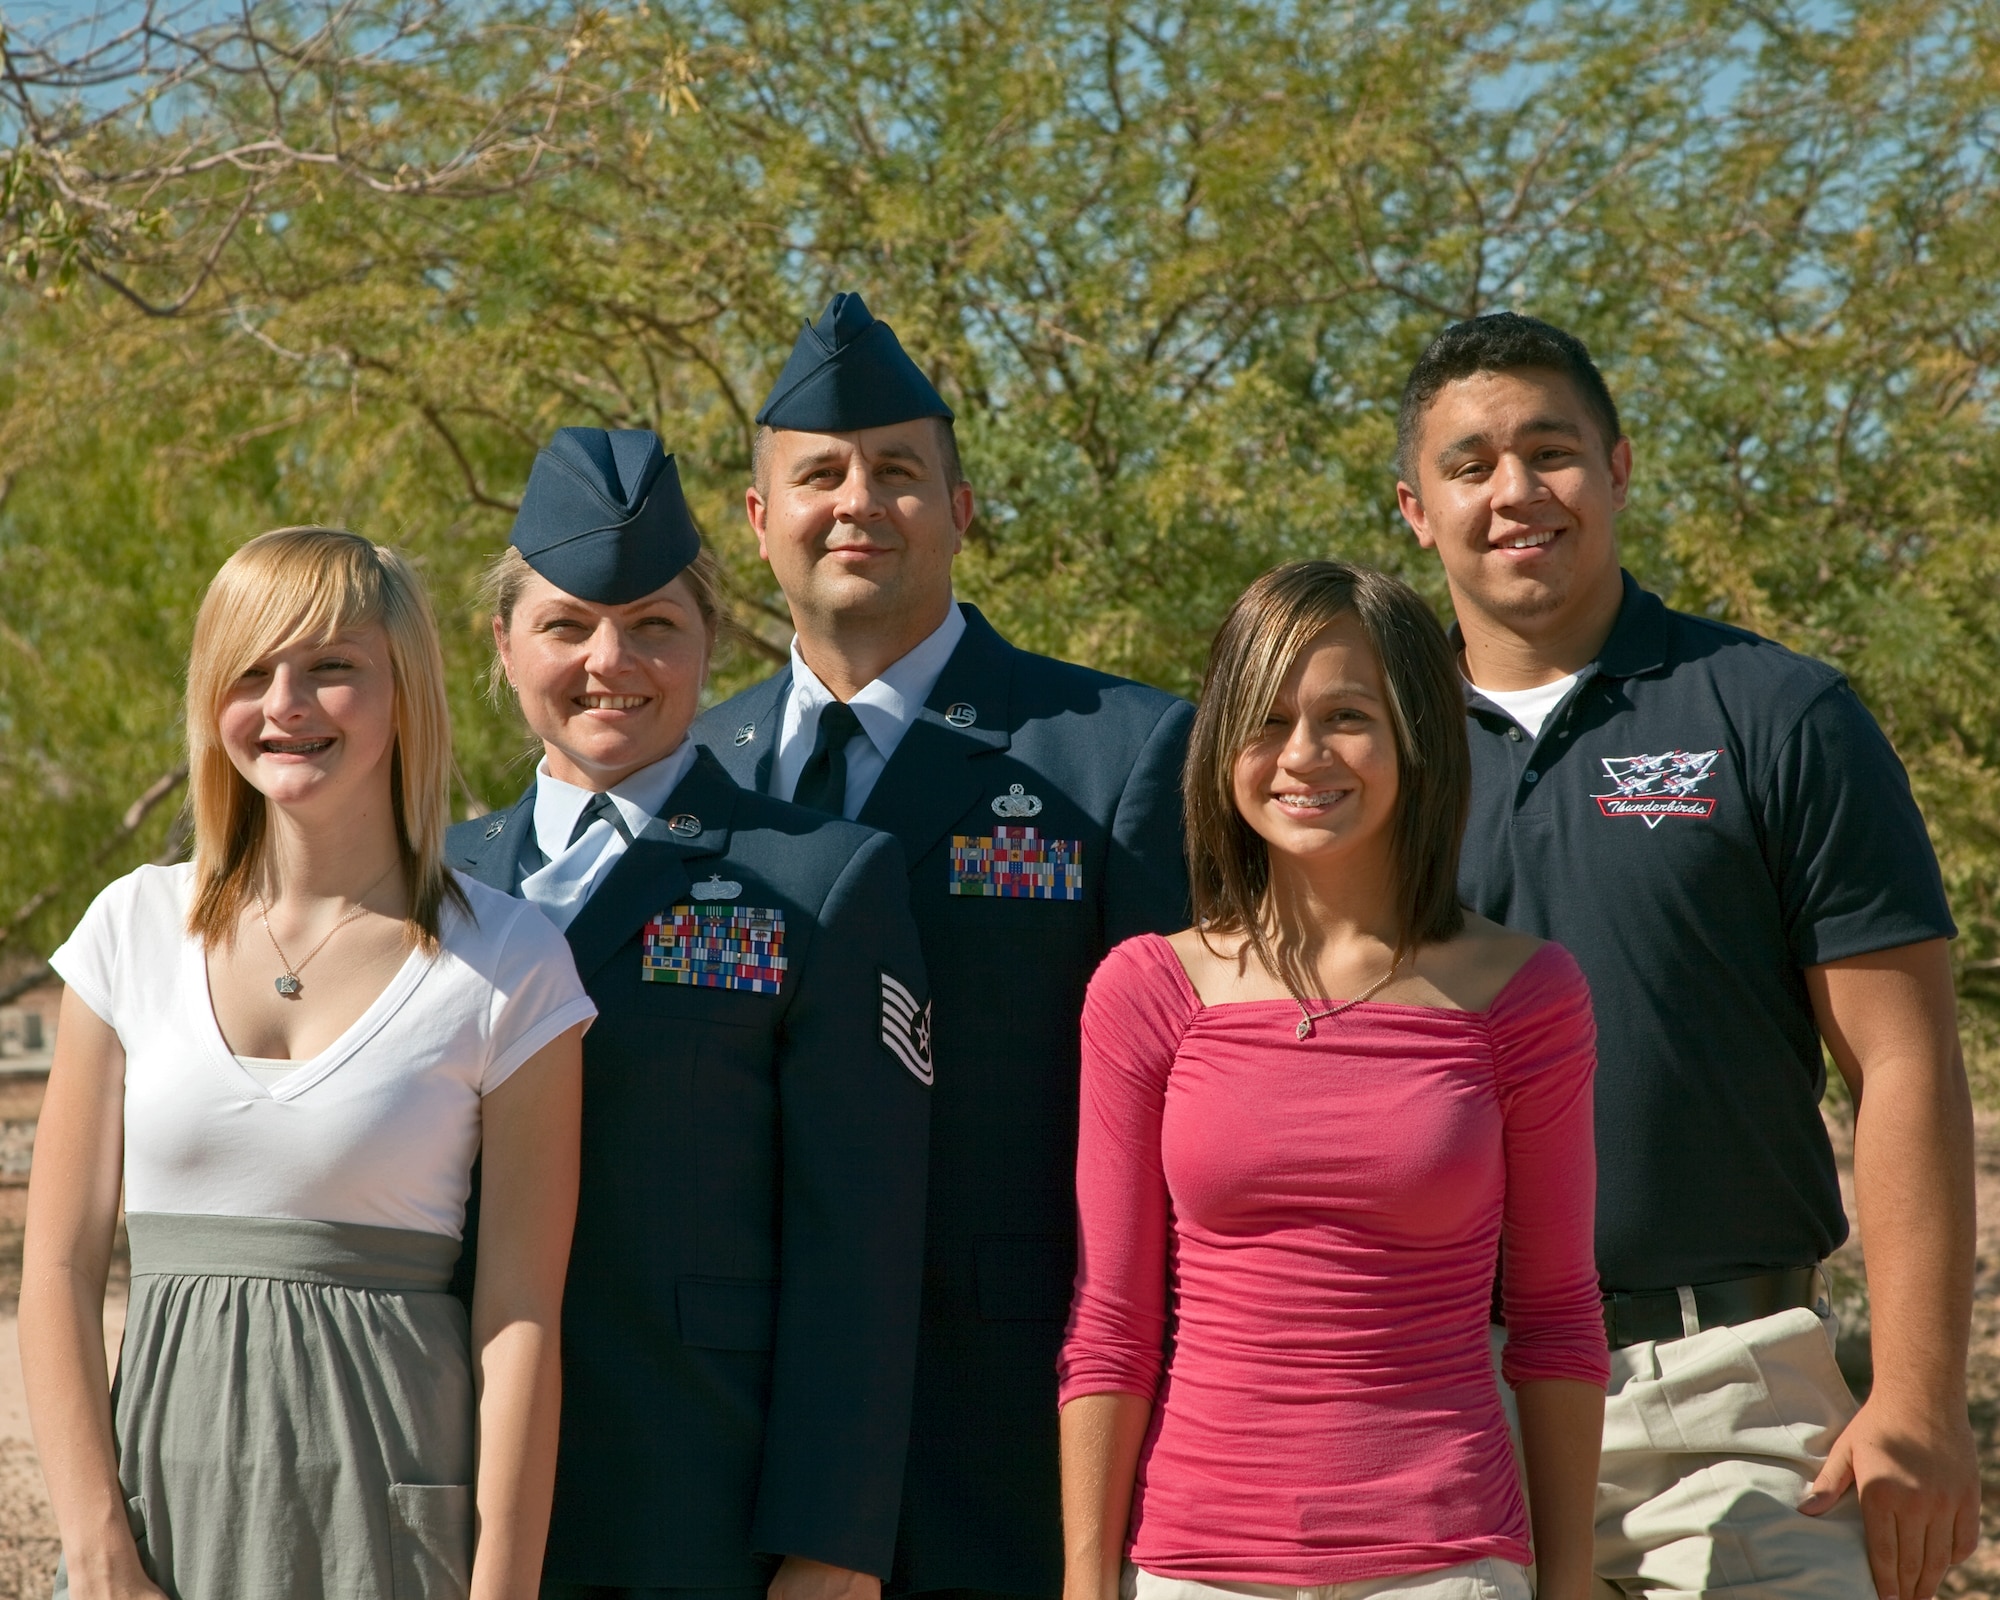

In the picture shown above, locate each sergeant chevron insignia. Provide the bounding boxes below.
[880,971,934,1085]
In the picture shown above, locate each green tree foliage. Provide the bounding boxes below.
[2,0,1996,1060]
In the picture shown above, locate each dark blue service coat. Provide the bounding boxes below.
[447,747,932,1590]
[695,605,1192,1597]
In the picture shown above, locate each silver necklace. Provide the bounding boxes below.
[1294,954,1401,1039]
[256,866,396,999]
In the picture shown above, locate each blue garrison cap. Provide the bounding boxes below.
[509,428,701,605]
[755,292,953,432]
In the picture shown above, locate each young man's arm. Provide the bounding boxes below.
[1801,938,1978,1600]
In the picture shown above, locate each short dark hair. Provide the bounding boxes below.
[1185,561,1468,1002]
[1395,312,1622,486]
[751,417,965,496]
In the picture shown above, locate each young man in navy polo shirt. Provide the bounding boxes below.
[1394,313,1977,1600]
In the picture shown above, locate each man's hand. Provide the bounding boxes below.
[1802,1393,1979,1600]
[767,1555,881,1600]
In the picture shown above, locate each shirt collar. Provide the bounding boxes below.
[533,738,698,856]
[788,601,967,754]
[1452,568,1668,707]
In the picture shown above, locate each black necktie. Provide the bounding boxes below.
[568,791,633,848]
[791,703,866,815]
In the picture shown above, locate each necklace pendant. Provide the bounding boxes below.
[275,973,303,998]
[1295,1017,1312,1041]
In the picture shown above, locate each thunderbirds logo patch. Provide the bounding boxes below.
[1593,749,1722,829]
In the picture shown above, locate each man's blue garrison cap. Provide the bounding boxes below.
[509,427,701,605]
[755,292,953,433]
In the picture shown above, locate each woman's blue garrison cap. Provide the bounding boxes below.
[509,427,701,605]
[755,292,953,432]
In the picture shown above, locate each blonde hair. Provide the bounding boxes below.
[185,526,468,952]
[476,543,724,704]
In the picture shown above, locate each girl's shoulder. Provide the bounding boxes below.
[1407,915,1554,1013]
[79,860,196,935]
[439,871,574,968]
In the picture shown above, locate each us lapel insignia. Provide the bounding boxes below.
[944,702,978,728]
[733,724,756,746]
[990,784,1043,818]
[666,813,702,837]
[642,905,787,994]
[689,873,743,900]
[949,826,1084,900]
[483,815,506,839]
[880,972,934,1085]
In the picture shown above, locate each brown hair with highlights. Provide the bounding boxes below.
[1185,560,1469,1001]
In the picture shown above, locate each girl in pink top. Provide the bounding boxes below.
[1059,563,1608,1600]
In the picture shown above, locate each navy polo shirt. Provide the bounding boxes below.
[1458,571,1955,1291]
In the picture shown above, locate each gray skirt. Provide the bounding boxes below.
[56,1211,475,1600]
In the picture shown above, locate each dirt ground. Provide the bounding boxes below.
[0,1080,1995,1598]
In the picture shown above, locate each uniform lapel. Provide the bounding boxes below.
[704,669,791,794]
[562,748,739,984]
[454,789,538,891]
[858,605,1014,867]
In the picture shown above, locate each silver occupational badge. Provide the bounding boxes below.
[733,724,756,746]
[991,783,1044,819]
[944,702,978,728]
[689,874,743,900]
[667,813,702,837]
[483,816,506,839]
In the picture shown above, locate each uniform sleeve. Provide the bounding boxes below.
[750,830,932,1577]
[47,872,138,1035]
[1761,681,1957,968]
[1492,943,1610,1390]
[481,900,597,1094]
[1057,936,1192,1405]
[1102,698,1195,946]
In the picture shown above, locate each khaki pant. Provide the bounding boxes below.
[1495,1305,1873,1597]
[1127,1559,1533,1600]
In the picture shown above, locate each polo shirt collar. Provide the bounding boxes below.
[1594,570,1670,679]
[1452,568,1667,706]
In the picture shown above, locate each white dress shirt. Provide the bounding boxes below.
[773,603,967,820]
[521,740,698,930]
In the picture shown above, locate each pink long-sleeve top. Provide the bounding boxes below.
[1059,935,1608,1585]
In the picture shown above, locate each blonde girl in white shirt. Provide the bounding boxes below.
[22,527,594,1600]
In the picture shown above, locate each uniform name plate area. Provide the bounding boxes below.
[948,826,1084,900]
[641,905,789,994]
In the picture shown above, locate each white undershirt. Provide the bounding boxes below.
[1470,670,1582,740]
[50,862,597,1237]
[774,603,967,819]
[235,1054,300,1088]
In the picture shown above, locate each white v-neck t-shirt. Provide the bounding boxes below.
[51,862,597,1238]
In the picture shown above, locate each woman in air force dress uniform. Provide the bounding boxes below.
[446,427,933,1600]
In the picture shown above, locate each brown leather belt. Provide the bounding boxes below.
[1601,1266,1824,1350]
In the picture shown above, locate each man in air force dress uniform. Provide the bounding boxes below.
[447,426,934,1600]
[694,296,1193,1600]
